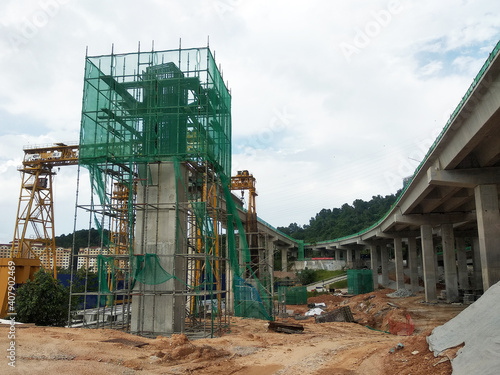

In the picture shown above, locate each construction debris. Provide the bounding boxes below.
[387,289,414,298]
[268,321,304,334]
[305,307,325,316]
[389,342,404,354]
[314,306,355,323]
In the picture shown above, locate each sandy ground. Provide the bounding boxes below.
[0,289,466,375]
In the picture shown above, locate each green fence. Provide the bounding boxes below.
[280,285,307,305]
[347,269,373,295]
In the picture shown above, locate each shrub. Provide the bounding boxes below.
[296,268,316,285]
[16,269,69,326]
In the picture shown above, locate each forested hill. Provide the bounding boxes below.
[277,194,397,243]
[55,228,108,250]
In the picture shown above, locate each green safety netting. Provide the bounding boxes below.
[297,240,305,261]
[79,48,231,176]
[280,285,307,305]
[79,46,273,323]
[220,173,272,320]
[131,254,174,286]
[233,275,272,320]
[347,269,373,295]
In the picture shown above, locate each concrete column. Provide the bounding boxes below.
[408,237,419,293]
[442,224,459,303]
[267,237,275,297]
[380,244,389,287]
[355,248,362,268]
[131,162,188,335]
[258,235,266,279]
[472,237,483,292]
[434,237,439,281]
[474,184,500,290]
[281,247,288,272]
[394,238,405,290]
[370,244,379,290]
[421,224,437,303]
[346,248,353,269]
[335,249,340,261]
[456,237,469,291]
[226,253,234,313]
[417,244,423,278]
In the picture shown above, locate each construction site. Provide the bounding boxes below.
[1,41,500,375]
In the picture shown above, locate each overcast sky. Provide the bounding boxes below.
[0,0,499,243]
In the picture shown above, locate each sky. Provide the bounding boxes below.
[0,0,499,243]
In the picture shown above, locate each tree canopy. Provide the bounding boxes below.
[278,194,397,242]
[16,269,69,326]
[55,228,108,249]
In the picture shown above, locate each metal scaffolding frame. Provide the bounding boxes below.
[67,44,251,338]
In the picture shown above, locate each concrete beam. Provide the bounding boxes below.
[389,212,475,227]
[428,166,500,188]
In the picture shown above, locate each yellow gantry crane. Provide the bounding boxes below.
[230,170,259,275]
[0,143,79,317]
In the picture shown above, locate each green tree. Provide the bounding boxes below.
[296,268,316,285]
[278,194,398,242]
[16,269,69,326]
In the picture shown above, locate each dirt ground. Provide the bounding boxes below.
[0,289,466,375]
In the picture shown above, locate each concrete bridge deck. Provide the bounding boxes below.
[261,41,500,304]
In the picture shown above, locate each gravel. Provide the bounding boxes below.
[386,289,415,298]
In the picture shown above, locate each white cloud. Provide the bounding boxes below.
[0,0,499,241]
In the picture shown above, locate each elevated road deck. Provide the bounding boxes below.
[303,41,500,303]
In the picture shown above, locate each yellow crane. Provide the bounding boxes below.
[0,143,79,317]
[230,170,259,275]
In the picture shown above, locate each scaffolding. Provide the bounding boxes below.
[69,45,272,338]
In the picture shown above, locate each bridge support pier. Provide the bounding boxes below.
[346,248,353,269]
[355,248,362,268]
[421,224,437,303]
[394,238,405,290]
[380,244,389,287]
[281,247,288,272]
[370,244,379,289]
[335,249,340,261]
[456,237,469,290]
[474,184,500,291]
[472,237,483,292]
[408,237,419,293]
[442,224,459,302]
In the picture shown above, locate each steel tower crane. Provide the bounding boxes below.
[0,143,79,317]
